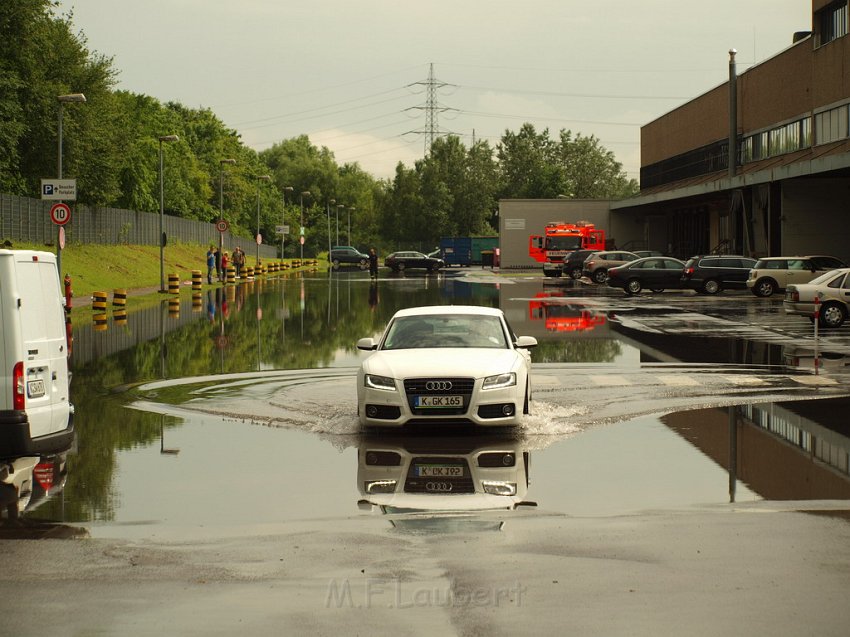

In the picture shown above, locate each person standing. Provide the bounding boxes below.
[233,246,245,279]
[206,246,216,284]
[369,247,379,278]
[214,246,222,282]
[221,251,229,280]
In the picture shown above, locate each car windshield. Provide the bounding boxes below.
[382,314,508,350]
[546,236,583,251]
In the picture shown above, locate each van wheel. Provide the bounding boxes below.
[819,303,846,328]
[702,279,721,294]
[753,278,776,297]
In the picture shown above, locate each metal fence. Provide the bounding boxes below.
[0,192,278,258]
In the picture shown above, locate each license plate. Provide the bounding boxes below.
[415,395,462,408]
[417,465,464,477]
[27,379,45,398]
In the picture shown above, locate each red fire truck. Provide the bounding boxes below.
[529,221,606,276]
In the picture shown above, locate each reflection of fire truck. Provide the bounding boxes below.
[528,221,606,275]
[528,292,606,333]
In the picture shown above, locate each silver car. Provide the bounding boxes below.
[783,267,850,328]
[583,250,640,284]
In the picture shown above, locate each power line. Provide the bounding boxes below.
[403,63,456,153]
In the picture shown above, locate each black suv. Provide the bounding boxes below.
[329,246,369,269]
[681,255,758,294]
[547,249,598,279]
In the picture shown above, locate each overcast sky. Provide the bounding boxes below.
[55,0,813,181]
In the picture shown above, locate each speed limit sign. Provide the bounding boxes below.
[215,219,229,233]
[50,202,71,225]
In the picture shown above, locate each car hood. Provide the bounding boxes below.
[362,348,524,379]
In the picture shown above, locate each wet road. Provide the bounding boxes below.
[3,269,850,635]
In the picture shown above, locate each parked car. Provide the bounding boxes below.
[783,267,850,328]
[560,249,598,279]
[329,246,369,269]
[583,250,640,284]
[356,305,537,427]
[606,256,686,295]
[680,255,758,294]
[384,251,445,272]
[747,255,847,297]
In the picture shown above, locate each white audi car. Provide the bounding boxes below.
[356,305,537,428]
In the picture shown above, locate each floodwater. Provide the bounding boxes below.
[6,269,850,538]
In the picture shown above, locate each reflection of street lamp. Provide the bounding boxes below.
[299,190,311,260]
[336,204,344,246]
[282,186,293,258]
[158,135,179,292]
[326,198,335,257]
[347,206,356,245]
[255,175,271,266]
[219,158,236,253]
[56,93,86,276]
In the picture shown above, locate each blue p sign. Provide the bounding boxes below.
[43,184,55,195]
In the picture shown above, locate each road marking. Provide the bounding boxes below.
[790,375,838,386]
[721,375,766,385]
[590,375,632,386]
[655,374,701,386]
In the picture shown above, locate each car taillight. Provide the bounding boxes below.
[685,266,694,276]
[790,291,799,302]
[587,261,595,267]
[13,361,25,410]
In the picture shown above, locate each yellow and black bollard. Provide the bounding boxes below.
[112,289,127,308]
[226,265,236,284]
[168,273,180,294]
[246,265,254,280]
[93,313,108,331]
[168,297,180,318]
[192,292,203,312]
[192,270,203,291]
[113,308,128,327]
[92,291,108,312]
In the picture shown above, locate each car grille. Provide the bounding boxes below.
[404,377,475,416]
[404,457,475,494]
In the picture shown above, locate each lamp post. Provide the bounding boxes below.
[56,93,86,276]
[336,204,344,246]
[347,206,356,246]
[219,158,236,256]
[299,191,310,261]
[255,175,271,267]
[157,135,179,292]
[282,186,293,258]
[326,198,335,258]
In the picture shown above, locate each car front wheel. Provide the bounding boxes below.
[626,278,642,295]
[753,278,776,297]
[569,267,583,280]
[397,262,405,271]
[819,302,846,328]
[592,269,608,284]
[332,259,340,269]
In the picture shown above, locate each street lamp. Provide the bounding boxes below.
[299,190,311,261]
[219,158,236,257]
[255,175,271,267]
[282,186,293,258]
[347,206,356,245]
[56,93,86,276]
[336,204,344,246]
[326,198,335,258]
[158,135,179,292]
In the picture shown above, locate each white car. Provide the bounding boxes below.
[356,305,537,427]
[783,267,850,328]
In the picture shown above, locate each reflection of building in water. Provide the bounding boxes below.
[357,434,535,532]
[663,400,850,501]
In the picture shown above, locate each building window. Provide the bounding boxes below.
[815,0,848,47]
[815,104,849,145]
[740,117,812,163]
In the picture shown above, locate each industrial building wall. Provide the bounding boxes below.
[782,177,850,263]
[498,199,612,269]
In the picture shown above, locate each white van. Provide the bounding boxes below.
[0,250,74,457]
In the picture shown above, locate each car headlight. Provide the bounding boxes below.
[364,374,397,391]
[482,481,517,496]
[482,372,516,390]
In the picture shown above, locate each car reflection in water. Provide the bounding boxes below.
[356,433,536,532]
[1,449,85,538]
[528,292,606,333]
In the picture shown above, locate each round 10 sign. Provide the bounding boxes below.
[50,202,72,225]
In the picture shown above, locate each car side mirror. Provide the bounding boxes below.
[515,336,538,349]
[357,337,377,351]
